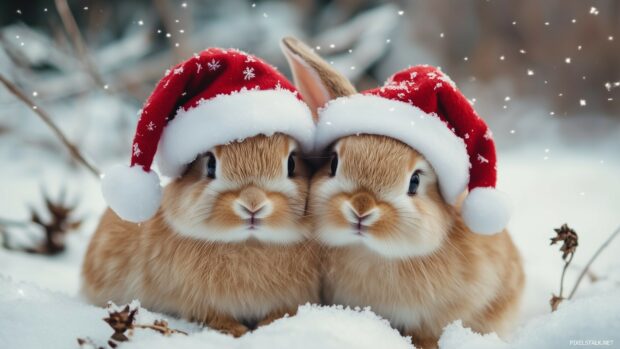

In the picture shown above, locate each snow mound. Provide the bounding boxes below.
[2,275,618,349]
[439,291,620,349]
[0,277,411,349]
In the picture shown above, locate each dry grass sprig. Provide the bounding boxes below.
[1,187,82,255]
[568,225,620,299]
[549,224,578,311]
[549,223,620,311]
[95,303,188,348]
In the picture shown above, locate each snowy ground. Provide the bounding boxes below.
[1,90,619,348]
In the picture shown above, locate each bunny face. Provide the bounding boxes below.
[161,133,310,244]
[310,134,454,258]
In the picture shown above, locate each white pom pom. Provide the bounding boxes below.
[461,187,512,235]
[101,164,162,223]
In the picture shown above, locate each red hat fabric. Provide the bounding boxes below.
[314,65,511,235]
[102,48,313,223]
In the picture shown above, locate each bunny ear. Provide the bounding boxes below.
[280,37,356,119]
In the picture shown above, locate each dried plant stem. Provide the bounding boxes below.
[568,225,620,299]
[134,324,188,336]
[0,74,100,177]
[558,252,574,298]
[54,0,106,89]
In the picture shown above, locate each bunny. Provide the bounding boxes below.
[281,37,524,348]
[82,48,320,337]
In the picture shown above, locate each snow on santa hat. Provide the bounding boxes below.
[102,48,313,223]
[314,65,511,235]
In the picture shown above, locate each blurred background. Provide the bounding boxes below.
[0,0,619,324]
[1,0,619,160]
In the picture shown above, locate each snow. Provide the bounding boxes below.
[0,277,412,349]
[439,291,620,348]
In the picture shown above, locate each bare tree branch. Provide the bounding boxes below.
[0,74,100,177]
[54,0,107,89]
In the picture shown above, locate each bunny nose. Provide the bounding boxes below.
[234,186,271,219]
[349,192,377,218]
[344,192,380,227]
[239,203,265,216]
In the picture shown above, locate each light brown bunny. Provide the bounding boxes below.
[82,134,320,337]
[281,37,524,348]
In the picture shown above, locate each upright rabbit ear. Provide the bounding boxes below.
[280,36,356,119]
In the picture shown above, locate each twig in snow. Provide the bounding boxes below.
[135,320,188,336]
[98,304,187,348]
[0,73,100,177]
[549,224,578,311]
[568,225,620,299]
[54,0,107,90]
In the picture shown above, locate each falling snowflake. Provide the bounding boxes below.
[477,154,489,164]
[132,143,142,157]
[243,67,256,80]
[146,121,156,131]
[604,81,620,91]
[173,67,184,75]
[207,59,221,71]
[196,63,202,73]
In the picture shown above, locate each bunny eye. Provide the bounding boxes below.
[205,153,216,179]
[287,152,296,177]
[408,171,421,195]
[330,153,338,177]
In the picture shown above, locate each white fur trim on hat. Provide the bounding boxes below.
[315,94,469,205]
[101,164,162,223]
[461,187,512,235]
[156,89,314,177]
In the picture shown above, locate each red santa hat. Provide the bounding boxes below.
[102,48,314,223]
[314,65,511,235]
